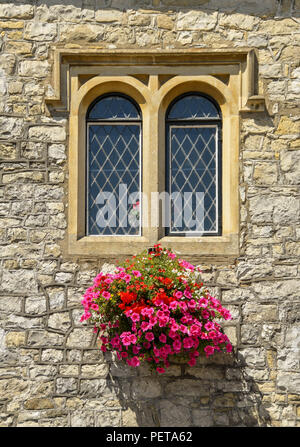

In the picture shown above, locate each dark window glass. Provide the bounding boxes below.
[86,95,141,236]
[166,93,222,236]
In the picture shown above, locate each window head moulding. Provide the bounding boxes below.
[45,48,265,114]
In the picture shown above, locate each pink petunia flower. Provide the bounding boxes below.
[159,333,167,343]
[145,332,154,342]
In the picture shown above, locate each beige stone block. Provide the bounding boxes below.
[177,10,218,31]
[24,398,55,410]
[0,142,17,159]
[5,331,26,347]
[129,13,151,26]
[28,126,66,142]
[95,10,124,23]
[276,117,300,135]
[157,14,174,30]
[81,364,109,378]
[60,24,105,42]
[122,408,138,427]
[2,171,44,184]
[19,60,50,78]
[0,4,33,19]
[5,30,22,40]
[59,365,80,376]
[0,53,15,74]
[253,162,278,185]
[24,22,57,41]
[0,379,28,400]
[213,393,236,408]
[259,18,300,34]
[0,21,24,29]
[219,12,260,30]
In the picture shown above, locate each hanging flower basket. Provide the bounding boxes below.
[80,245,233,374]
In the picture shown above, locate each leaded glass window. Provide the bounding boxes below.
[166,93,222,236]
[86,94,141,236]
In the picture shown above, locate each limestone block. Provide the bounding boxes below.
[122,408,138,427]
[48,144,66,161]
[5,332,26,348]
[66,328,94,348]
[41,349,64,363]
[165,379,209,396]
[131,378,162,398]
[177,11,218,31]
[25,297,47,315]
[192,408,213,427]
[95,10,124,23]
[277,372,300,393]
[19,60,50,78]
[159,399,192,427]
[128,13,151,26]
[0,142,17,159]
[28,126,66,142]
[0,4,34,19]
[2,171,44,184]
[24,398,55,410]
[59,24,105,42]
[276,117,300,135]
[238,348,266,368]
[219,13,260,30]
[253,162,278,185]
[56,377,78,395]
[81,364,109,378]
[237,260,273,281]
[27,330,64,347]
[157,14,174,30]
[1,270,38,293]
[48,312,71,332]
[0,378,28,400]
[79,379,111,397]
[0,117,23,138]
[280,151,300,184]
[24,23,57,41]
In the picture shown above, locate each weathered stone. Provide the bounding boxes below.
[28,126,66,142]
[25,297,47,315]
[66,329,94,348]
[59,24,105,42]
[253,162,278,185]
[280,151,300,184]
[0,117,23,138]
[159,400,192,427]
[95,10,124,22]
[5,332,26,348]
[132,378,162,398]
[19,61,50,78]
[24,398,55,410]
[24,23,57,41]
[177,11,218,31]
[56,377,78,395]
[276,117,300,135]
[157,14,174,30]
[0,4,33,19]
[48,312,71,332]
[1,269,38,293]
[219,13,260,30]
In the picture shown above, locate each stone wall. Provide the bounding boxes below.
[0,0,299,427]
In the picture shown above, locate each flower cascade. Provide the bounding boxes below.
[80,245,233,374]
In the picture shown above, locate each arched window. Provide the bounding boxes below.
[86,94,142,236]
[166,93,222,236]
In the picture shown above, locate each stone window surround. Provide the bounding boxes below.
[46,48,265,258]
